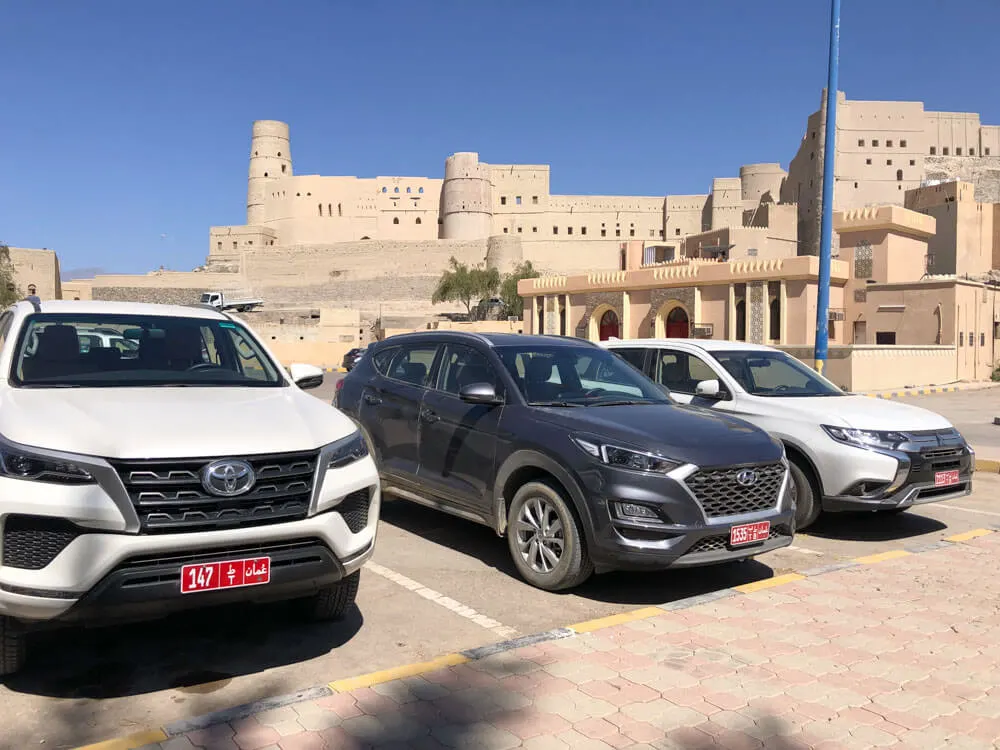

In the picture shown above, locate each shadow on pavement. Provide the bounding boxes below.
[804,508,947,542]
[2,600,363,701]
[381,498,783,606]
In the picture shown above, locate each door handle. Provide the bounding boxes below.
[420,409,439,424]
[363,393,382,406]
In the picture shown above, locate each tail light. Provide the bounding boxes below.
[335,379,345,392]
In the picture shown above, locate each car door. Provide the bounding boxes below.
[653,347,738,415]
[416,343,503,514]
[359,342,441,481]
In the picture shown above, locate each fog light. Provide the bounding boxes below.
[616,502,659,520]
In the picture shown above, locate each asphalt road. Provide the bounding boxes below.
[4,378,1000,748]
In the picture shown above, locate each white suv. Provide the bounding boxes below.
[601,339,973,530]
[0,299,380,675]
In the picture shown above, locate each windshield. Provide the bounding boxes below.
[709,349,844,397]
[10,313,284,388]
[495,344,671,406]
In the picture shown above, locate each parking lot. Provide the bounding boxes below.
[4,380,1000,748]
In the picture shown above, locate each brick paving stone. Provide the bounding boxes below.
[274,732,325,750]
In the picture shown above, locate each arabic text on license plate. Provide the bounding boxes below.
[180,557,271,594]
[934,470,960,487]
[729,521,771,547]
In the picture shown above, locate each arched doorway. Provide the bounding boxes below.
[665,306,689,338]
[598,309,620,340]
[735,300,747,341]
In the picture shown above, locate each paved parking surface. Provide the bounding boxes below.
[4,378,1000,747]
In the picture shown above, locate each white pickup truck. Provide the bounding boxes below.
[199,291,263,312]
[0,298,380,675]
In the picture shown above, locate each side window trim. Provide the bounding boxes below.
[432,343,502,397]
[657,347,724,395]
[384,343,442,388]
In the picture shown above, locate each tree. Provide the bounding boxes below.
[0,244,20,307]
[431,256,500,316]
[499,260,541,319]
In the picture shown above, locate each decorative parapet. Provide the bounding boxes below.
[530,275,567,290]
[586,271,628,286]
[651,264,699,281]
[729,258,784,275]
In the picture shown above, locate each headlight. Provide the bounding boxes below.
[327,431,369,469]
[822,425,907,451]
[0,441,94,484]
[572,437,681,474]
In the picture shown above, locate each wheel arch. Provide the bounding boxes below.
[781,439,823,496]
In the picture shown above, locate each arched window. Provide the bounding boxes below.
[394,187,399,193]
[263,172,268,177]
[419,187,424,194]
[318,204,323,216]
[328,204,332,216]
[382,187,387,193]
[281,164,286,173]
[393,217,400,225]
[415,217,422,224]
[338,203,342,217]
[277,152,281,157]
[406,187,411,193]
[896,169,903,181]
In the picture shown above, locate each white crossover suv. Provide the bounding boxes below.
[0,299,380,676]
[601,339,973,531]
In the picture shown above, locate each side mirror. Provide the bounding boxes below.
[289,363,324,390]
[459,382,502,405]
[694,379,724,399]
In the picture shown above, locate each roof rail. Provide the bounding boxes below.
[22,295,41,313]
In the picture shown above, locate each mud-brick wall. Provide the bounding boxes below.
[92,287,210,305]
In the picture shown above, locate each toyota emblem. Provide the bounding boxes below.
[736,469,759,487]
[201,459,256,497]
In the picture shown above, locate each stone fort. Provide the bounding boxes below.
[61,89,999,339]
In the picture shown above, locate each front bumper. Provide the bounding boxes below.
[577,460,795,573]
[823,432,973,512]
[0,455,380,624]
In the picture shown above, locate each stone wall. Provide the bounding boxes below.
[92,286,211,305]
[925,156,1000,204]
[574,291,623,339]
[639,287,696,337]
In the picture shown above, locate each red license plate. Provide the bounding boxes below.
[934,470,960,487]
[180,557,271,594]
[729,521,771,547]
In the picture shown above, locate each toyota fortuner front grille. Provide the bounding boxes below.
[684,463,785,519]
[109,450,320,534]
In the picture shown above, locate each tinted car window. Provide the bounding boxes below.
[610,348,647,373]
[371,347,398,375]
[495,344,669,405]
[387,345,438,386]
[710,350,843,397]
[436,344,500,395]
[656,350,718,394]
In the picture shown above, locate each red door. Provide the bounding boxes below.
[665,307,689,338]
[598,310,620,340]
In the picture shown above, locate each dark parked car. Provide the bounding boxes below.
[341,347,366,372]
[336,332,794,590]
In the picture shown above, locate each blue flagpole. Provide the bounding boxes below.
[814,0,841,375]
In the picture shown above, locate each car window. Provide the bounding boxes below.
[387,345,438,387]
[10,313,283,388]
[0,312,12,351]
[436,344,500,395]
[371,346,398,376]
[710,350,843,397]
[655,349,719,395]
[609,347,647,373]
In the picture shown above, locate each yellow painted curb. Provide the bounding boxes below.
[945,528,993,543]
[734,573,805,593]
[568,606,664,634]
[975,458,1000,473]
[854,549,911,565]
[328,652,468,692]
[73,729,168,750]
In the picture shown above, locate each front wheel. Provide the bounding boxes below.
[0,617,26,677]
[507,481,593,591]
[304,571,360,622]
[789,460,822,531]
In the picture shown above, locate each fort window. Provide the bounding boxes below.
[532,226,537,232]
[503,228,508,233]
[909,160,916,166]
[338,203,342,216]
[858,139,865,147]
[392,187,398,193]
[328,204,332,216]
[930,146,936,155]
[247,241,253,246]
[393,217,400,224]
[281,165,286,173]
[865,158,872,165]
[515,196,522,205]
[318,204,322,216]
[517,227,523,233]
[568,227,573,235]
[943,147,949,155]
[277,152,281,157]
[307,192,311,196]
[581,227,587,235]
[886,140,893,147]
[872,140,879,147]
[616,230,621,237]
[601,229,607,237]
[254,151,258,156]
[876,331,896,345]
[406,187,411,193]
[415,217,421,224]
[382,187,387,193]
[532,196,538,204]
[900,140,907,148]
[553,226,558,234]
[969,148,976,156]
[233,242,237,249]
[500,196,507,205]
[263,172,268,177]
[810,152,814,160]
[659,230,665,238]
[649,229,655,238]
[886,159,893,166]
[675,228,681,236]
[217,241,222,250]
[896,169,903,181]
[296,192,301,197]
[987,148,992,156]
[419,187,425,193]
[956,148,963,156]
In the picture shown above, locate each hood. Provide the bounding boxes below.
[531,403,783,467]
[757,394,954,432]
[0,386,357,459]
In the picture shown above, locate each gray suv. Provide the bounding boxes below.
[336,332,794,591]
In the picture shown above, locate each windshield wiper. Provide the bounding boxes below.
[530,400,585,407]
[588,399,659,407]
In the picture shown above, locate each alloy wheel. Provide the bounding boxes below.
[514,496,565,574]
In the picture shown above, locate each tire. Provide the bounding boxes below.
[506,480,594,591]
[305,571,360,622]
[789,459,822,531]
[0,617,26,677]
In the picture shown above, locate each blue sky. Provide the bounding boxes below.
[1,0,997,277]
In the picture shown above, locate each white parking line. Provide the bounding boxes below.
[929,504,1000,518]
[786,545,824,556]
[366,561,519,639]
